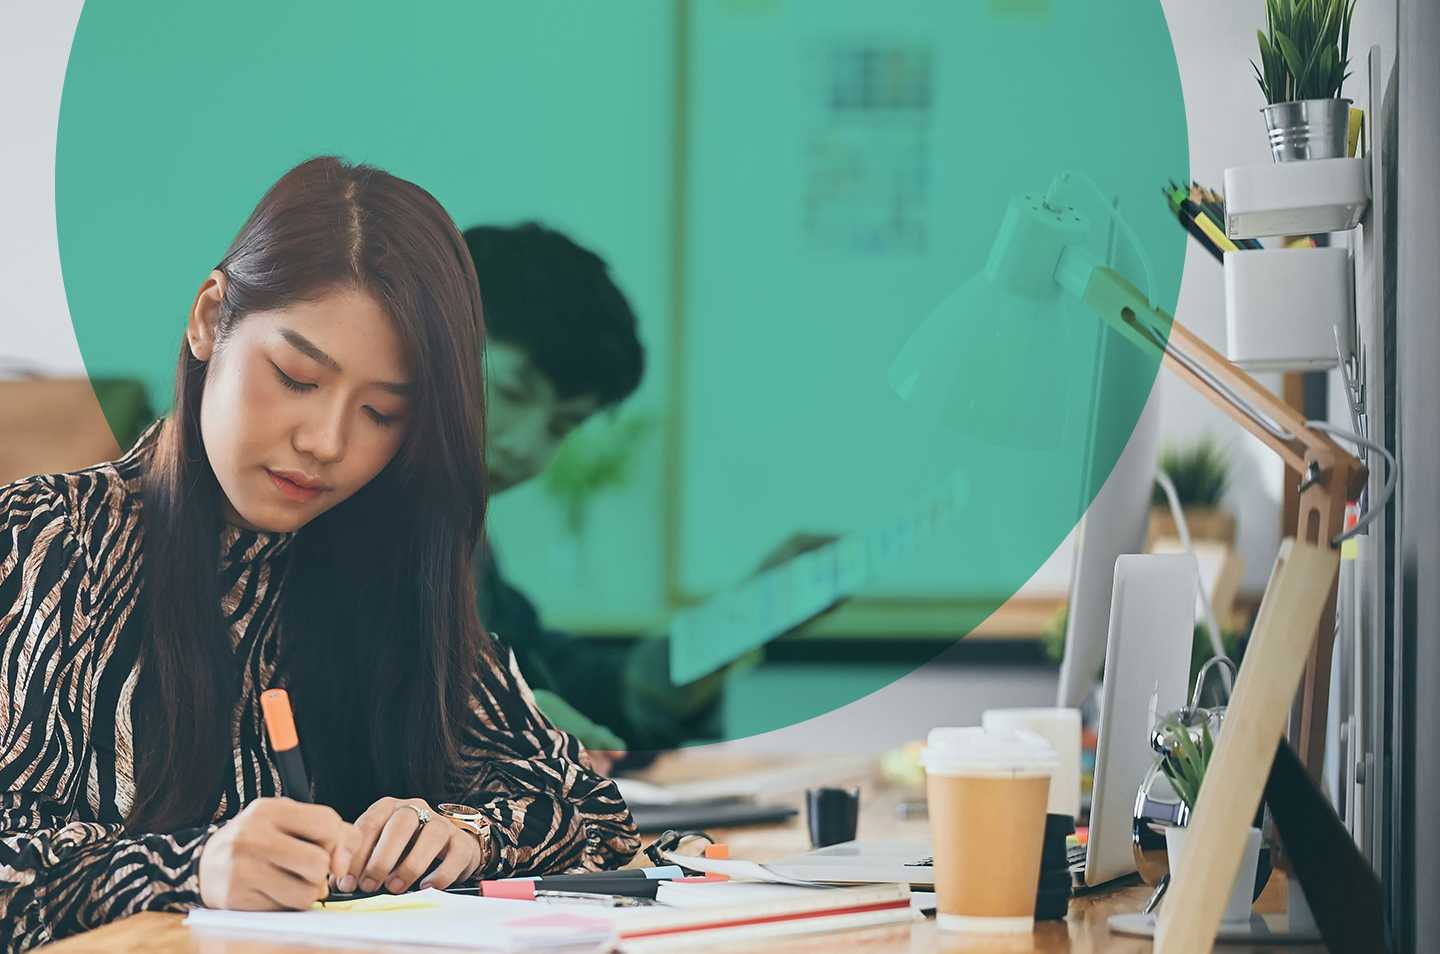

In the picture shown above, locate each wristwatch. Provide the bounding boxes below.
[435,802,493,870]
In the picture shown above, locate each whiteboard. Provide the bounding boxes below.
[673,0,1184,602]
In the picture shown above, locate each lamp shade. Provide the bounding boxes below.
[888,267,1073,449]
[889,193,1093,448]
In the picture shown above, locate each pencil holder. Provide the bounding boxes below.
[1224,247,1352,372]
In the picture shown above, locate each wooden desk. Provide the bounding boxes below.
[40,752,1324,953]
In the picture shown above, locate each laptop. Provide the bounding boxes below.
[766,555,1197,891]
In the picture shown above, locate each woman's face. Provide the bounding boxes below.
[190,279,411,533]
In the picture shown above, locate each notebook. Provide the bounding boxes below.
[614,882,914,951]
[655,880,936,915]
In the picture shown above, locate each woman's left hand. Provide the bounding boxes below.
[337,797,486,895]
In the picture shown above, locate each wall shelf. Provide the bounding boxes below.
[1223,156,1370,238]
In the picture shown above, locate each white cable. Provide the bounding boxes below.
[1332,325,1365,440]
[1153,469,1232,697]
[1306,421,1398,546]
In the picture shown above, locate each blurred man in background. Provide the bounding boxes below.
[465,223,723,771]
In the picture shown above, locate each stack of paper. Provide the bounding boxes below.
[613,882,914,951]
[185,890,614,952]
[656,880,935,915]
[185,880,916,952]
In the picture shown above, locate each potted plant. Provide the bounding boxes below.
[1153,716,1264,924]
[1252,0,1357,162]
[1149,438,1236,545]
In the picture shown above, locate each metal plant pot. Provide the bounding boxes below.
[1261,97,1352,162]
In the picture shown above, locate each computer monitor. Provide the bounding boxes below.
[1081,553,1196,887]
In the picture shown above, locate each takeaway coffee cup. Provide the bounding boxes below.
[921,726,1058,934]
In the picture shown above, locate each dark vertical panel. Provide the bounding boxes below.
[1396,0,1440,950]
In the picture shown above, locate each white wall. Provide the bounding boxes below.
[0,0,84,376]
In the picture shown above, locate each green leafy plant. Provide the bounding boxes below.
[1156,716,1215,813]
[1253,0,1357,104]
[540,411,654,534]
[1151,438,1230,508]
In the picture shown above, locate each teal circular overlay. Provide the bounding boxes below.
[58,2,1187,743]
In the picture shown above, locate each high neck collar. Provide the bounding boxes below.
[219,522,296,569]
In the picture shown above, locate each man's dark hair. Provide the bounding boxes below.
[462,222,644,407]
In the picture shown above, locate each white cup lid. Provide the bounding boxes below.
[920,726,1058,776]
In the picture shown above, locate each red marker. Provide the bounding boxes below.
[260,688,312,802]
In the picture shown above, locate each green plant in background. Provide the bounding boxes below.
[1151,437,1231,508]
[1155,715,1215,813]
[1253,0,1357,105]
[1041,605,1070,665]
[90,379,156,450]
[540,411,654,535]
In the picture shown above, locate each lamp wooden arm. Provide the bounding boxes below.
[1082,264,1367,769]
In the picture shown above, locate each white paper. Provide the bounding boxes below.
[654,881,831,908]
[658,851,826,887]
[184,889,616,952]
[611,776,678,806]
[616,755,871,806]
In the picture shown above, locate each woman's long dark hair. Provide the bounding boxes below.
[128,157,489,830]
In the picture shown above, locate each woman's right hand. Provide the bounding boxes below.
[198,798,360,910]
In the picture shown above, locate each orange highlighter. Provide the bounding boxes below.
[260,688,312,802]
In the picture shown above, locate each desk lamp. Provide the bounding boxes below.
[890,172,1378,952]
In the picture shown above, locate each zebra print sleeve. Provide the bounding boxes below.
[451,646,638,877]
[0,476,212,951]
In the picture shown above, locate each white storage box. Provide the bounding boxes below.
[1223,158,1368,239]
[1224,247,1351,372]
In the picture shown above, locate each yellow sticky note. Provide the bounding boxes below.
[1348,108,1366,158]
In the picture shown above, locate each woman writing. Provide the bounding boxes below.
[0,157,637,949]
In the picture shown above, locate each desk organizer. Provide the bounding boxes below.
[1224,247,1351,372]
[1223,158,1369,239]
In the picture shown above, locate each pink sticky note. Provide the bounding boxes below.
[480,880,536,900]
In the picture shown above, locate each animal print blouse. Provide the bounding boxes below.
[0,428,637,950]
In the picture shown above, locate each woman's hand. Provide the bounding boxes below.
[339,796,487,895]
[199,798,359,910]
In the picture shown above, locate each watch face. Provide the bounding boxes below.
[437,802,482,819]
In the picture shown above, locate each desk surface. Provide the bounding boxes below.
[40,751,1325,953]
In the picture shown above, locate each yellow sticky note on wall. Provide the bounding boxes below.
[1348,108,1366,158]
